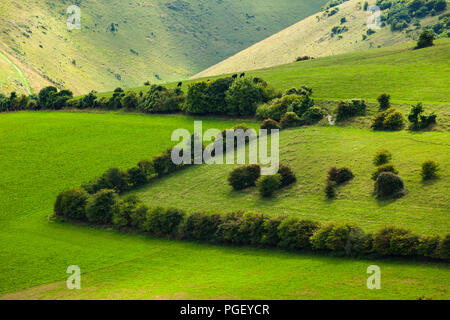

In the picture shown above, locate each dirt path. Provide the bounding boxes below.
[0,50,32,94]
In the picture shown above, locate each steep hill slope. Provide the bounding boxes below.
[0,0,327,94]
[194,0,449,78]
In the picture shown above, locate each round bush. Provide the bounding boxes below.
[262,216,285,246]
[324,180,336,199]
[374,226,410,256]
[129,203,149,230]
[257,174,281,197]
[112,195,140,228]
[127,166,148,187]
[260,118,281,131]
[278,164,297,187]
[373,149,392,166]
[421,160,439,180]
[180,211,222,241]
[377,93,391,110]
[280,112,301,129]
[372,163,398,181]
[228,165,261,190]
[143,207,185,236]
[277,218,320,250]
[54,188,89,220]
[328,167,354,185]
[374,172,405,198]
[238,212,267,245]
[86,189,118,224]
[418,235,440,259]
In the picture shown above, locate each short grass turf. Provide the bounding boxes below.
[116,39,450,105]
[0,111,449,299]
[133,126,450,236]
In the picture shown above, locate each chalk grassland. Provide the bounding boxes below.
[0,0,327,95]
[121,39,450,107]
[0,112,448,300]
[133,126,450,236]
[193,0,449,79]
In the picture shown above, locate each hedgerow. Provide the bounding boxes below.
[53,189,449,262]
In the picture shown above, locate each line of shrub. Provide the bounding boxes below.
[53,193,450,262]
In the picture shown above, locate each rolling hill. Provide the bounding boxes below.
[0,0,327,95]
[194,0,449,78]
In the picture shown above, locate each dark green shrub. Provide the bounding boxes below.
[374,226,410,255]
[277,218,320,250]
[439,234,450,260]
[390,232,420,256]
[180,211,222,241]
[373,149,392,166]
[260,119,281,131]
[278,164,297,187]
[262,216,285,246]
[217,211,245,244]
[112,195,140,228]
[206,77,234,114]
[310,223,335,250]
[418,235,440,259]
[140,85,184,113]
[257,174,281,197]
[54,188,89,220]
[421,160,439,180]
[300,107,324,125]
[408,103,437,130]
[228,165,261,190]
[143,207,185,236]
[86,189,118,224]
[256,94,313,121]
[129,203,149,230]
[374,172,405,198]
[335,100,366,121]
[313,223,373,255]
[238,212,267,245]
[416,30,435,49]
[225,78,266,116]
[137,159,155,178]
[121,92,138,110]
[280,112,301,129]
[377,93,391,110]
[327,166,354,185]
[103,168,129,193]
[372,163,399,180]
[182,81,210,114]
[153,152,173,177]
[127,166,148,187]
[371,107,404,131]
[325,180,336,199]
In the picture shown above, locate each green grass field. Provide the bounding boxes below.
[0,111,448,299]
[132,126,450,236]
[119,39,450,106]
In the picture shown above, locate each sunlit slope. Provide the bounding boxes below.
[194,0,448,78]
[0,0,327,95]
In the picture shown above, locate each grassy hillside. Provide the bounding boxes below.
[132,126,450,236]
[0,0,327,95]
[194,0,449,78]
[124,39,450,106]
[0,112,448,299]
